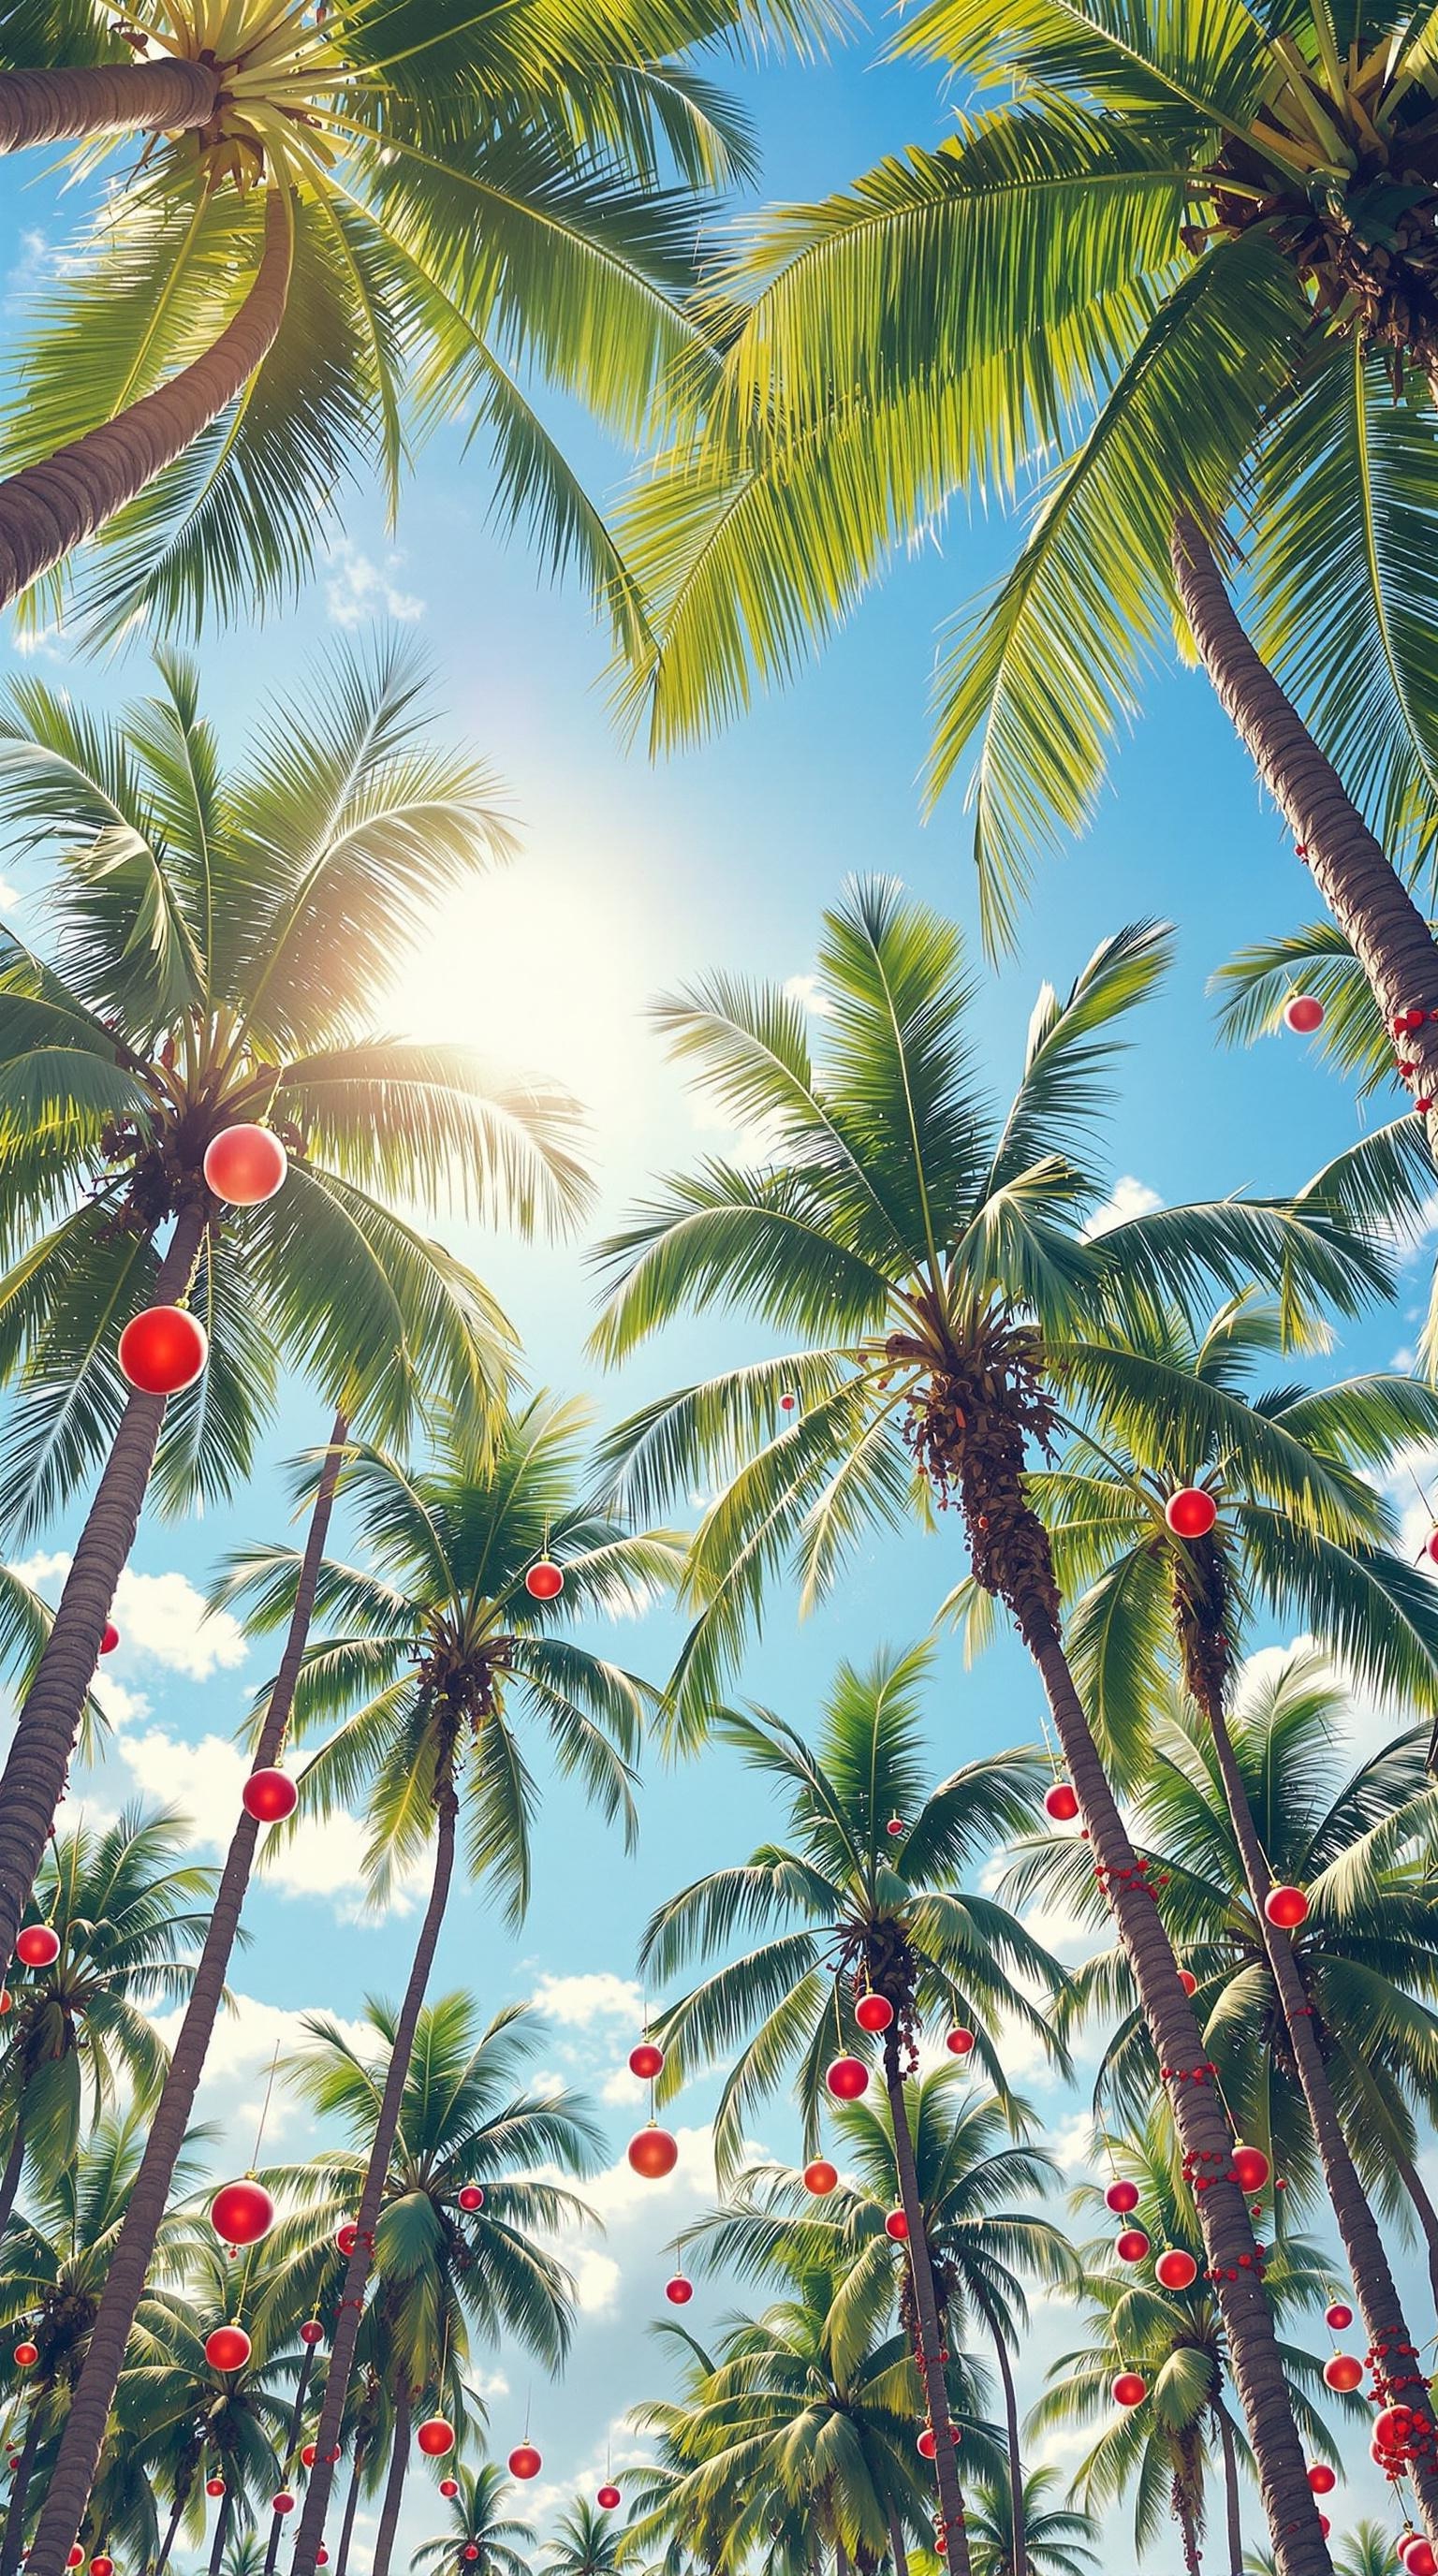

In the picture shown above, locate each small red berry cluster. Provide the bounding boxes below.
[916,2348,950,2369]
[1093,1858,1171,1898]
[1161,2061,1220,2086]
[1391,1010,1437,1111]
[1204,2249,1268,2283]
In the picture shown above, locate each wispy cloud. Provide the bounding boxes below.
[325,540,424,628]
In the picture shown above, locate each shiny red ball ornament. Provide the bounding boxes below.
[439,2481,459,2500]
[885,2210,909,2241]
[946,2027,976,2057]
[524,1560,564,1601]
[1178,1969,1197,1996]
[1323,2353,1363,2392]
[856,1994,893,2033]
[1306,2466,1336,2496]
[664,2276,694,2305]
[316,2553,329,2566]
[301,2447,317,2470]
[204,2325,252,2373]
[464,2550,479,2563]
[242,1768,297,1824]
[417,2420,455,2458]
[1115,2230,1150,2263]
[203,1125,288,1208]
[1318,2518,1330,2541]
[1230,2144,1270,2193]
[336,2223,360,2254]
[117,1306,208,1397]
[91,2551,114,2572]
[1154,2249,1198,2291]
[1284,995,1325,1034]
[1375,2407,1417,2454]
[780,1393,796,1412]
[628,2042,664,2081]
[508,2447,542,2482]
[205,2481,226,2499]
[12,2344,37,2369]
[1165,1487,1217,1540]
[803,2159,838,2196]
[271,2496,295,2517]
[917,2429,937,2462]
[1104,2181,1139,2216]
[1324,2301,1353,2331]
[458,2186,484,2212]
[597,2487,621,2512]
[627,2125,679,2179]
[300,2320,325,2347]
[885,1817,905,1837]
[1264,1883,1309,1928]
[67,2551,83,2566]
[0,1992,10,2015]
[100,1624,120,1656]
[14,1926,58,1969]
[1043,1781,1079,1822]
[210,2180,274,2247]
[826,2056,869,2100]
[1111,2373,1147,2408]
[1427,1531,1438,1566]
[1406,2544,1438,2576]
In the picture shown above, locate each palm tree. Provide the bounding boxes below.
[593,878,1384,2576]
[966,2469,1099,2576]
[411,2462,533,2576]
[212,1398,677,2572]
[8,642,587,2575]
[543,2497,624,2576]
[0,1806,215,2235]
[121,2243,297,2576]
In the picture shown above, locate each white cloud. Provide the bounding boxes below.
[1047,2111,1100,2178]
[325,542,424,628]
[533,1971,644,2029]
[0,877,19,911]
[6,1558,245,1678]
[1082,1175,1164,1238]
[783,973,832,1017]
[148,1990,371,2146]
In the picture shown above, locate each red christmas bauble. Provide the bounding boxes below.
[627,2126,679,2179]
[856,1994,893,2032]
[826,2056,869,2100]
[1230,2144,1270,2192]
[628,2042,664,2081]
[336,2223,360,2254]
[1154,2249,1197,2291]
[301,2447,317,2469]
[100,1624,120,1656]
[204,2325,252,2373]
[1043,1781,1078,1822]
[1178,1969,1197,1996]
[271,2495,295,2516]
[1405,2544,1437,2576]
[439,2480,459,2499]
[1323,2353,1362,2392]
[524,1560,564,1601]
[779,1393,796,1412]
[1264,1883,1309,1928]
[946,2027,976,2057]
[917,2429,937,2461]
[300,2320,325,2347]
[316,2554,329,2567]
[885,1818,905,1838]
[210,2181,274,2247]
[885,2211,909,2241]
[118,1306,208,1397]
[1374,2407,1416,2453]
[508,2447,542,2481]
[0,1991,10,2015]
[464,2551,479,2562]
[417,2420,454,2458]
[1324,2301,1353,2331]
[803,2159,838,2196]
[1115,2230,1150,2263]
[14,1926,58,1969]
[67,2551,83,2566]
[1305,2465,1335,2495]
[1165,1487,1217,1540]
[1111,2373,1147,2408]
[597,2487,621,2512]
[12,2344,37,2369]
[1104,2181,1139,2216]
[1317,2517,1330,2540]
[664,2276,693,2305]
[203,1125,288,1208]
[206,2481,226,2498]
[91,2552,114,2572]
[242,1769,297,1824]
[458,2186,484,2212]
[1284,995,1325,1034]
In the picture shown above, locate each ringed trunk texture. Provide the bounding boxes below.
[206,2492,231,2576]
[0,2124,26,2246]
[368,2393,411,2576]
[881,2038,972,2576]
[1197,1679,1438,2538]
[25,1416,348,2576]
[264,2343,317,2576]
[287,1779,460,2576]
[886,2500,909,2574]
[0,185,291,611]
[153,2486,189,2576]
[1170,509,1438,1149]
[0,58,217,151]
[1217,2404,1245,2576]
[0,1200,207,1978]
[331,2446,366,2576]
[976,2294,1026,2576]
[0,2399,44,2576]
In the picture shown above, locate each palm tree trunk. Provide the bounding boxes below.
[0,1199,208,1975]
[1217,2403,1245,2576]
[0,185,292,612]
[331,2446,366,2576]
[23,1413,348,2576]
[153,2486,188,2576]
[368,2393,411,2576]
[287,1774,460,2576]
[0,2125,25,2243]
[1169,509,1438,1149]
[1389,2134,1438,2322]
[1176,2483,1203,2576]
[207,2492,231,2576]
[1196,1672,1438,2540]
[1,2400,44,2576]
[880,2034,972,2576]
[0,58,217,149]
[974,2291,1026,2576]
[265,2345,317,2576]
[885,2501,908,2575]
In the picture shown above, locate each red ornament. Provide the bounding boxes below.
[1317,2517,1330,2540]
[117,1306,208,1397]
[1427,1531,1438,1566]
[628,2042,664,2081]
[885,1817,905,1838]
[1154,2249,1197,2291]
[301,2447,317,2469]
[100,1624,120,1656]
[206,2481,226,2498]
[917,2429,937,2461]
[1111,2373,1147,2408]
[1406,2544,1438,2576]
[12,2344,36,2369]
[300,2320,325,2347]
[1284,995,1325,1033]
[0,1992,10,2014]
[1165,1487,1217,1540]
[210,2181,274,2246]
[1104,2181,1139,2216]
[464,2551,479,2563]
[68,2552,83,2567]
[780,1393,796,1412]
[203,1125,288,1208]
[508,2447,542,2481]
[439,2481,459,2499]
[1043,1782,1079,1822]
[417,2420,454,2458]
[14,1926,58,1969]
[856,1994,893,2033]
[885,2211,909,2241]
[524,1560,564,1601]
[803,2159,838,2196]
[597,2487,621,2512]
[1306,2465,1335,2496]
[1230,2144,1270,2193]
[826,2056,869,2100]
[1374,2407,1416,2453]
[627,2126,679,2179]
[1323,2353,1362,2392]
[242,1769,297,1824]
[1264,1883,1309,1928]
[204,2325,252,2373]
[1115,2230,1150,2263]
[1324,2301,1353,2331]
[271,2496,295,2516]
[336,2223,360,2254]
[1178,1969,1197,1996]
[664,2276,693,2305]
[316,2554,329,2567]
[946,2027,976,2057]
[90,2554,113,2573]
[458,2186,484,2213]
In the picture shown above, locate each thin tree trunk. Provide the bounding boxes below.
[0,2125,26,2244]
[1177,2484,1203,2576]
[975,2291,1026,2576]
[0,58,217,150]
[1169,509,1438,1151]
[207,2493,231,2576]
[368,2393,411,2576]
[0,186,291,611]
[153,2486,188,2576]
[885,2501,908,2575]
[264,2344,316,2576]
[1217,2403,1245,2576]
[0,1200,207,1976]
[1196,1672,1438,2540]
[331,2446,366,2576]
[881,2037,972,2576]
[1,2399,44,2576]
[287,1776,460,2576]
[25,1413,348,2576]
[1390,2133,1438,2322]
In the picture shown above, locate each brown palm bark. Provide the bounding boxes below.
[368,2392,411,2576]
[1217,2402,1245,2576]
[0,58,217,151]
[287,1772,460,2576]
[207,2490,231,2576]
[1,2399,44,2576]
[0,1198,208,1976]
[24,1415,348,2576]
[0,184,291,611]
[881,2035,971,2576]
[1169,509,1438,1151]
[153,2482,190,2576]
[885,2501,909,2574]
[972,2287,1026,2576]
[1387,2133,1438,2320]
[331,2444,367,2576]
[264,2342,318,2576]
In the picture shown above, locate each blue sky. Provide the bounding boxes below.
[0,19,1435,2570]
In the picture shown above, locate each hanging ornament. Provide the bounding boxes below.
[1165,1488,1217,1540]
[1323,2353,1362,2392]
[826,2056,869,2100]
[300,2321,325,2347]
[417,2420,454,2458]
[100,1625,120,1656]
[1306,2466,1336,2496]
[1115,2230,1150,2264]
[204,2325,252,2372]
[464,2551,480,2563]
[1230,2144,1270,2193]
[1104,2181,1139,2216]
[316,2554,329,2567]
[203,1126,288,1208]
[118,1306,208,1397]
[885,2210,909,2241]
[1111,2373,1147,2408]
[1043,1781,1079,1822]
[855,1994,893,2033]
[336,2223,360,2254]
[1178,1969,1197,1996]
[439,2481,459,2500]
[1374,2408,1417,2455]
[885,1817,905,1839]
[1283,996,1325,1033]
[524,1560,564,1602]
[917,2429,937,2461]
[1263,1883,1309,1928]
[1324,2301,1353,2332]
[12,2344,37,2369]
[779,1394,796,1412]
[628,2042,664,2081]
[458,2186,484,2213]
[14,1926,58,1969]
[210,2181,274,2246]
[508,2447,542,2481]
[664,2276,694,2306]
[803,2159,838,2196]
[91,2554,114,2573]
[0,1992,11,2015]
[1427,1531,1438,1566]
[627,2125,679,2179]
[1404,2543,1438,2576]
[1154,2249,1197,2291]
[271,2495,295,2517]
[67,2551,83,2567]
[242,1769,298,1824]
[301,2448,317,2470]
[596,2487,621,2512]
[205,2481,226,2499]
[946,2027,976,2057]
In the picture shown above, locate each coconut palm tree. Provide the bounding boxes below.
[966,2469,1100,2576]
[206,1399,677,2573]
[411,2462,533,2576]
[543,2497,624,2576]
[593,879,1387,2576]
[120,2244,297,2576]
